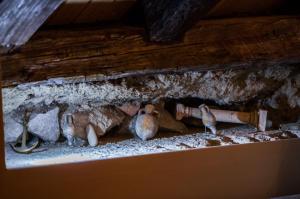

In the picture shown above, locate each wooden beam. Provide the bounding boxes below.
[0,0,63,50]
[46,0,136,25]
[2,16,300,87]
[141,0,221,42]
[207,0,285,17]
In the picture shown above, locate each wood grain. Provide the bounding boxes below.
[141,0,221,42]
[46,0,136,25]
[0,0,63,49]
[2,15,300,87]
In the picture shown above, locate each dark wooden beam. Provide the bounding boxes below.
[2,16,300,87]
[0,0,63,50]
[141,0,221,42]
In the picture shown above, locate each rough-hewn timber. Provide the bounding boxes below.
[141,0,221,42]
[2,16,300,87]
[0,0,63,50]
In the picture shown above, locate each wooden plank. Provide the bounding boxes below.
[44,0,293,26]
[46,0,136,25]
[141,0,221,42]
[46,0,91,25]
[75,0,135,23]
[207,0,285,17]
[2,15,300,87]
[0,0,63,49]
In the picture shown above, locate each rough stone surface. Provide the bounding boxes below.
[117,101,141,116]
[3,65,297,115]
[28,107,60,142]
[264,73,300,126]
[61,105,125,142]
[266,73,300,109]
[4,113,23,143]
[89,106,125,136]
[2,65,299,137]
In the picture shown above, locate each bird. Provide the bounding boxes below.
[199,104,217,135]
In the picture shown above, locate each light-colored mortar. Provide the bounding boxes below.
[2,65,296,115]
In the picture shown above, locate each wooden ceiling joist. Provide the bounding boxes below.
[0,0,63,52]
[2,15,300,87]
[141,0,221,42]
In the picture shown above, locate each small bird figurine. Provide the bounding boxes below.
[64,114,76,146]
[199,104,217,134]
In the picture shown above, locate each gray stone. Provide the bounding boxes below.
[4,114,23,143]
[28,107,60,142]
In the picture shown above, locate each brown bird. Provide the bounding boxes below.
[199,104,217,134]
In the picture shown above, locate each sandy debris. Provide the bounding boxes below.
[5,125,299,169]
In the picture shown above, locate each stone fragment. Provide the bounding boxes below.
[61,105,125,144]
[28,107,60,142]
[86,124,98,147]
[4,114,23,143]
[89,106,125,136]
[4,65,296,115]
[117,101,141,116]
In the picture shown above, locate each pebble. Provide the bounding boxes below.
[86,124,98,147]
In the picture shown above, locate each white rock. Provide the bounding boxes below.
[4,114,23,143]
[28,107,60,142]
[86,124,98,147]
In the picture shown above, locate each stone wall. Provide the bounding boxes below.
[3,65,300,143]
